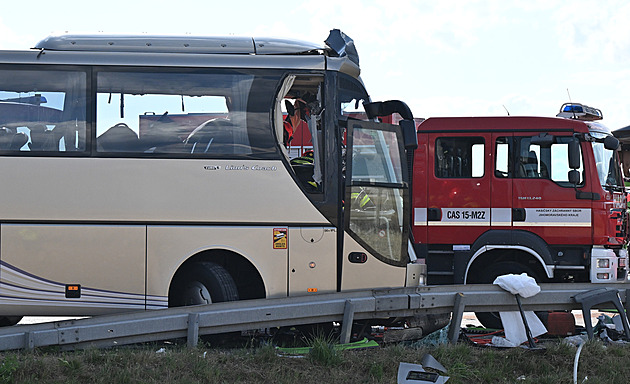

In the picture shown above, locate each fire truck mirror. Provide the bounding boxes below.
[568,139,581,170]
[604,135,620,151]
[568,169,580,185]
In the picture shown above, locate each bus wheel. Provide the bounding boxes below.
[171,262,239,307]
[474,261,540,330]
[0,316,22,327]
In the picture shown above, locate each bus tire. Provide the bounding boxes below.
[474,261,540,330]
[0,316,21,327]
[170,262,239,307]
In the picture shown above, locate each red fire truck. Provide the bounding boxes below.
[411,103,628,325]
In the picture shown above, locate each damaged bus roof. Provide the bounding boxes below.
[10,29,361,77]
[35,34,323,55]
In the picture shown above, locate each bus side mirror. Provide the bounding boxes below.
[604,136,620,151]
[399,119,418,151]
[568,139,581,169]
[568,169,580,185]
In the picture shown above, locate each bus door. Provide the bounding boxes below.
[288,226,337,296]
[426,133,491,245]
[340,120,410,291]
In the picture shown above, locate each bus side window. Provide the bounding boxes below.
[97,123,140,152]
[96,71,256,156]
[0,128,27,151]
[185,118,233,154]
[0,69,87,153]
[276,76,324,193]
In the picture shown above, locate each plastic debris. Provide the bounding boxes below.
[563,335,588,347]
[493,273,547,348]
[493,273,540,298]
[398,354,449,384]
[499,311,547,346]
[490,336,518,348]
[410,323,450,347]
[275,337,378,355]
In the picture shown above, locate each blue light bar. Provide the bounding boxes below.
[556,103,602,121]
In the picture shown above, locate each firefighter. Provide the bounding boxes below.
[351,187,375,211]
[290,149,314,165]
[290,150,319,191]
[283,99,308,148]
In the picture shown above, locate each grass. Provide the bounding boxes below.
[0,337,629,383]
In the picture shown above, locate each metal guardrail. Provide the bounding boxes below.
[0,283,627,351]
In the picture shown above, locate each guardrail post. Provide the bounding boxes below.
[24,332,34,350]
[340,300,355,344]
[448,292,466,344]
[187,313,199,348]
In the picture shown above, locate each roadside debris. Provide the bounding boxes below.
[397,354,449,383]
[276,337,379,356]
[492,273,546,348]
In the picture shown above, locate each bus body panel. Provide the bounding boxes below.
[0,224,146,316]
[0,158,327,224]
[340,233,407,291]
[288,227,337,296]
[146,226,339,302]
[0,50,327,71]
[146,226,289,302]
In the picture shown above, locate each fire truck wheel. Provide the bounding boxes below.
[171,262,239,307]
[0,316,21,327]
[474,261,540,330]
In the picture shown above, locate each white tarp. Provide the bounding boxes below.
[493,273,547,346]
[493,273,540,298]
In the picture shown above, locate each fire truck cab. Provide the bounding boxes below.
[412,103,629,293]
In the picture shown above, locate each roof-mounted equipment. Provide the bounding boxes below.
[556,103,603,121]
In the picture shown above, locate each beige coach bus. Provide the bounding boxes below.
[0,30,420,326]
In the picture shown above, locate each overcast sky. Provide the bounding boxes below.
[2,0,629,129]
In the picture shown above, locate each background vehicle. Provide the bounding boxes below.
[0,30,421,327]
[412,103,629,327]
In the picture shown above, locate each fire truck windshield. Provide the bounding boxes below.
[592,138,623,190]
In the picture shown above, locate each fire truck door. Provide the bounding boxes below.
[511,134,591,245]
[426,133,491,245]
[491,134,513,230]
